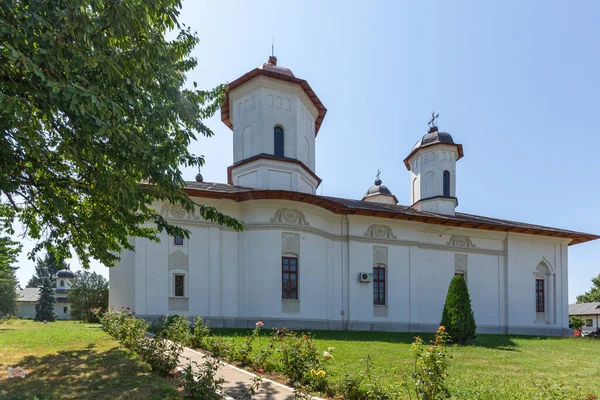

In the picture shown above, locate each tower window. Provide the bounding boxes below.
[443,170,451,197]
[174,236,184,246]
[274,126,284,158]
[60,280,64,287]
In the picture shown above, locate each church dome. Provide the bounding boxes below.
[362,177,398,205]
[412,129,456,152]
[365,179,392,197]
[56,269,74,279]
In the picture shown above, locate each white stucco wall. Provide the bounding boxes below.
[108,197,573,335]
[17,302,36,319]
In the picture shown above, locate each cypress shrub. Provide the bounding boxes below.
[440,275,476,344]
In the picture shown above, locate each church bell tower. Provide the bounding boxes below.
[221,56,327,194]
[403,115,464,216]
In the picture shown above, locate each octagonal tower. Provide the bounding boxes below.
[222,56,327,194]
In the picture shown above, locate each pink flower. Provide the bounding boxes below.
[255,321,264,328]
[257,369,264,373]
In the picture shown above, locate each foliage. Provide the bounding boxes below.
[234,321,263,366]
[162,314,192,346]
[138,336,183,376]
[279,330,322,385]
[34,276,55,321]
[576,274,600,303]
[570,316,585,333]
[405,326,452,400]
[68,270,108,322]
[0,236,21,315]
[180,358,224,400]
[362,355,394,400]
[440,275,476,344]
[336,373,366,400]
[191,315,212,348]
[26,252,68,288]
[98,307,182,376]
[0,0,244,269]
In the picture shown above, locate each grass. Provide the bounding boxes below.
[0,319,181,400]
[209,328,600,399]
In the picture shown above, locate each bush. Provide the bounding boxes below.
[138,336,183,376]
[181,357,224,400]
[191,315,211,348]
[98,307,147,351]
[162,314,191,346]
[234,321,264,366]
[440,275,476,344]
[279,330,321,385]
[336,373,365,400]
[570,316,584,333]
[404,326,452,400]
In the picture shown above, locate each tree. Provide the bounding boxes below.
[576,274,600,303]
[440,275,477,344]
[26,252,69,288]
[569,316,584,334]
[0,236,21,315]
[68,270,108,322]
[35,276,56,321]
[0,0,243,269]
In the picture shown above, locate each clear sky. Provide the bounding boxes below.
[13,0,600,302]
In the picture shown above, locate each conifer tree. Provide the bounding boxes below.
[35,277,56,322]
[27,252,68,288]
[440,275,476,344]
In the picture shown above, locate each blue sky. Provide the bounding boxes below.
[14,0,600,302]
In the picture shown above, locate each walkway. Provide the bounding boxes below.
[178,345,305,400]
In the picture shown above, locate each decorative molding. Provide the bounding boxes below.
[454,254,467,271]
[364,225,396,239]
[169,250,189,270]
[446,235,475,248]
[160,203,202,221]
[281,299,300,313]
[374,306,389,317]
[282,233,300,255]
[373,246,388,265]
[271,209,309,225]
[169,297,189,312]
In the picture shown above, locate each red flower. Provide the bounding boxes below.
[257,369,264,374]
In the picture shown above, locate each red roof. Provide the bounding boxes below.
[221,62,327,136]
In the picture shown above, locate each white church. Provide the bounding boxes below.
[109,56,599,336]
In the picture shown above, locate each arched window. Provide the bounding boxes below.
[274,126,284,158]
[60,280,64,287]
[443,170,451,197]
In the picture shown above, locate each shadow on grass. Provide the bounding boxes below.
[1,347,179,400]
[210,328,568,351]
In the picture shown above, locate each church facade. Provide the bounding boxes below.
[109,56,598,336]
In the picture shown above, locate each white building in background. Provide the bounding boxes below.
[16,269,74,319]
[109,56,599,336]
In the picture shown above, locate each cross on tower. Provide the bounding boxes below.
[428,112,439,128]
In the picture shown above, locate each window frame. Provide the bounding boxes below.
[63,306,68,313]
[281,256,298,300]
[174,236,184,246]
[535,278,545,313]
[274,126,284,158]
[443,170,451,197]
[174,274,185,297]
[373,263,386,306]
[60,280,64,287]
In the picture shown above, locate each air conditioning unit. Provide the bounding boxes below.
[359,272,373,283]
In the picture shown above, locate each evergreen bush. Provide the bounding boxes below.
[440,275,476,344]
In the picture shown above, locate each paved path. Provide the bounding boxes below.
[178,346,300,400]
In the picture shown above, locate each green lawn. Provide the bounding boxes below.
[211,329,600,399]
[0,320,181,400]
